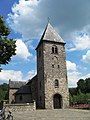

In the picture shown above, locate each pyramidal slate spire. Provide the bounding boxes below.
[41,22,65,43]
[36,21,65,49]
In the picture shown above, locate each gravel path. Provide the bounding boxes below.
[6,109,90,120]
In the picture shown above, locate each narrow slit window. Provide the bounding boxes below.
[55,46,58,54]
[52,64,54,68]
[58,65,60,68]
[54,79,59,88]
[52,47,54,53]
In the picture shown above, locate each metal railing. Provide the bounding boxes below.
[6,111,13,120]
[0,108,13,120]
[0,108,5,120]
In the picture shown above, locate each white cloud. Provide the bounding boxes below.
[81,73,90,79]
[0,69,37,83]
[82,50,90,63]
[66,61,81,87]
[0,70,24,81]
[15,39,32,60]
[7,0,90,41]
[27,70,37,79]
[66,61,77,71]
[67,71,81,88]
[69,32,90,51]
[66,60,90,87]
[7,0,41,39]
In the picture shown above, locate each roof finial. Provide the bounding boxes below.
[47,17,50,23]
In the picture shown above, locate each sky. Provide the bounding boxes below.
[0,0,90,87]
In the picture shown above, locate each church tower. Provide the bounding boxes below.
[36,22,69,109]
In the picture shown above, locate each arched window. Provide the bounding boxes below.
[54,79,59,88]
[55,46,58,54]
[52,47,54,53]
[52,45,58,54]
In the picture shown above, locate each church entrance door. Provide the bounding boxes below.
[53,94,62,109]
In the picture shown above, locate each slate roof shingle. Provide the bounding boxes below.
[41,22,65,43]
[9,80,26,89]
[14,75,37,94]
[15,85,31,94]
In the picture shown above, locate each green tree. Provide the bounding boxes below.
[69,88,78,96]
[0,16,16,71]
[85,78,90,93]
[0,83,8,101]
[77,79,86,93]
[69,92,89,105]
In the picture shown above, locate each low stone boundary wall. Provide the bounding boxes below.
[4,102,36,112]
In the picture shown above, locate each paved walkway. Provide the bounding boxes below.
[7,109,90,120]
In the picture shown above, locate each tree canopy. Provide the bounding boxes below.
[0,83,8,101]
[69,78,90,107]
[77,78,90,93]
[0,16,16,70]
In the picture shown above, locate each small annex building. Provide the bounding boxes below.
[9,22,69,109]
[9,80,26,104]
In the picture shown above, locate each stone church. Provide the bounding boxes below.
[9,22,69,109]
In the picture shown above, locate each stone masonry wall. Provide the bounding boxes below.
[43,42,69,109]
[37,43,45,108]
[4,102,36,112]
[37,41,69,109]
[9,89,18,104]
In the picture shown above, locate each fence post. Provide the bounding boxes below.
[33,100,36,110]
